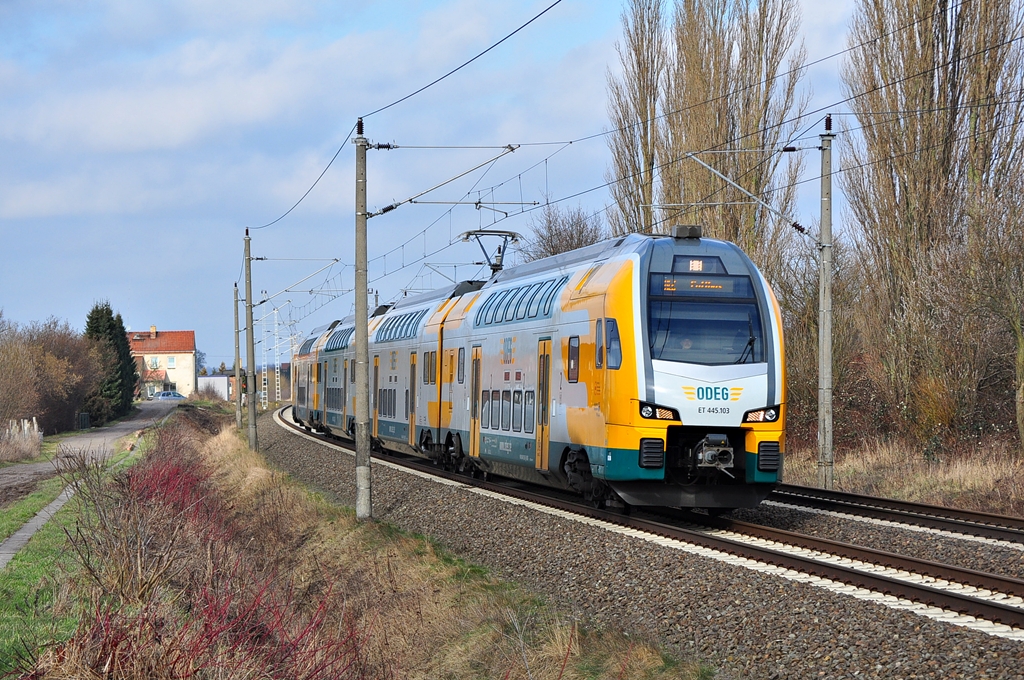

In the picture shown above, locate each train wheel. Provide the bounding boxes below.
[446,434,464,473]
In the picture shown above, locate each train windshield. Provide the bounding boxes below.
[648,300,765,365]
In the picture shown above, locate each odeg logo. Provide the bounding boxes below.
[682,386,743,401]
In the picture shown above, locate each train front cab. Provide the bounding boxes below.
[569,234,784,509]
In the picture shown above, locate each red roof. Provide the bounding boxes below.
[128,329,196,354]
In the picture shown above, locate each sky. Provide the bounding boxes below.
[0,0,854,369]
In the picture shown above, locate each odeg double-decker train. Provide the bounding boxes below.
[293,225,785,509]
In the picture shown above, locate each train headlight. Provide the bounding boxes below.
[744,406,781,423]
[639,402,679,421]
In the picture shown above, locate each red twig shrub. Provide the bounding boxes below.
[23,412,371,679]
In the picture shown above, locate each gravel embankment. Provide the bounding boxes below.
[731,504,1024,581]
[258,412,1024,679]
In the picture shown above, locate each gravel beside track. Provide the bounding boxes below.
[731,504,1024,581]
[258,412,1024,679]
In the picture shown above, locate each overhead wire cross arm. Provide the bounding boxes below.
[368,145,520,218]
[682,152,812,240]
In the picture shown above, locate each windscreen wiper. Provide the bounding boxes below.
[736,314,756,364]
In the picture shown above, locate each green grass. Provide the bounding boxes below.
[0,499,81,674]
[0,476,67,543]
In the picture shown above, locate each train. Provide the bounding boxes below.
[292,224,785,509]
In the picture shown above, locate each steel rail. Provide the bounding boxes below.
[773,484,1024,544]
[672,511,1024,598]
[276,409,1024,629]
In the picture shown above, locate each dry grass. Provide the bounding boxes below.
[16,407,706,679]
[0,433,41,463]
[785,437,1024,517]
[202,427,705,678]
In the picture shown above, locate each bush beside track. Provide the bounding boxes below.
[5,403,706,679]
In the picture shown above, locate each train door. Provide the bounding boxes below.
[320,361,328,422]
[408,353,417,447]
[342,360,349,426]
[535,340,551,471]
[372,356,379,438]
[311,362,321,422]
[444,348,455,429]
[470,347,481,458]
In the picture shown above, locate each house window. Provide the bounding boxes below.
[167,356,176,369]
[149,357,159,369]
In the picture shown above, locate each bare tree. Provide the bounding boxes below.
[841,0,1024,443]
[0,311,38,427]
[520,203,606,262]
[657,0,807,283]
[607,0,667,236]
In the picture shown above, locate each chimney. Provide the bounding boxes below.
[150,325,157,339]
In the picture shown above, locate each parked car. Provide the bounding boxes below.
[153,391,187,400]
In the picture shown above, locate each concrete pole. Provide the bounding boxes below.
[245,230,258,451]
[818,117,835,489]
[234,283,242,430]
[354,118,372,520]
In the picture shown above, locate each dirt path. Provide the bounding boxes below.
[0,401,176,506]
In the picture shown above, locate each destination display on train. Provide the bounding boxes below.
[649,274,755,298]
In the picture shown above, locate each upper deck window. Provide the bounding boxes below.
[473,276,570,328]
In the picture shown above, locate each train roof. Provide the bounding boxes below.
[389,279,486,312]
[488,230,755,286]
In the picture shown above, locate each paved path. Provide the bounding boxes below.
[0,401,176,569]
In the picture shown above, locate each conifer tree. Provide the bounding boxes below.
[84,302,138,423]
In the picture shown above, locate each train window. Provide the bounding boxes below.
[606,319,622,369]
[528,280,554,317]
[504,287,529,322]
[672,255,726,274]
[648,301,764,365]
[567,336,579,383]
[524,391,535,434]
[595,319,604,369]
[423,354,429,384]
[481,391,490,428]
[497,287,519,323]
[475,292,496,326]
[457,347,465,384]
[430,351,437,384]
[501,390,512,430]
[491,390,500,428]
[512,390,523,432]
[485,289,511,325]
[541,276,569,316]
[349,360,354,383]
[409,356,416,416]
[515,283,539,319]
[401,313,416,338]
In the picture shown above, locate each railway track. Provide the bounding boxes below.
[770,484,1024,544]
[275,407,1024,635]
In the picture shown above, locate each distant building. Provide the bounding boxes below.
[127,326,197,398]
